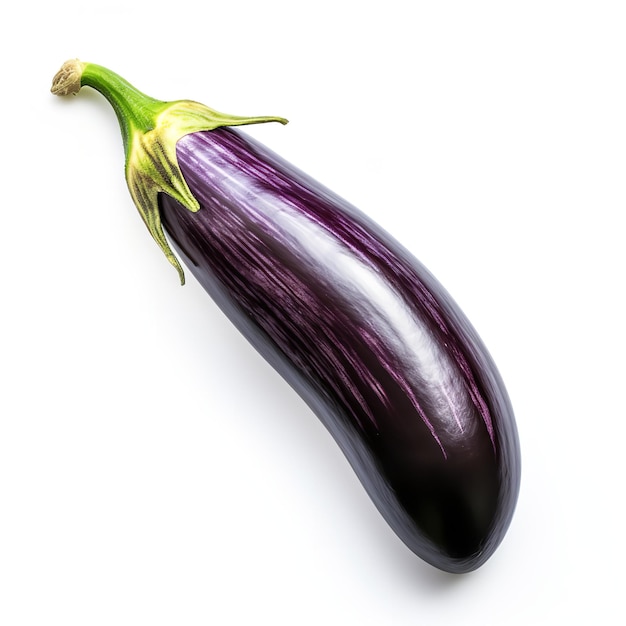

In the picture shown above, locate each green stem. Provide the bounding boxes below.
[51,59,287,284]
[80,63,167,156]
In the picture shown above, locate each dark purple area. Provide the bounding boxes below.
[159,127,521,573]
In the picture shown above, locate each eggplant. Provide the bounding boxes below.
[51,60,521,574]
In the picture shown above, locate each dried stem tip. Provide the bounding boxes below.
[51,59,86,96]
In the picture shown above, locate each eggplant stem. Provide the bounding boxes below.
[51,59,287,284]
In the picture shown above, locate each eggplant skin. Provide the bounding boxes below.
[159,127,521,573]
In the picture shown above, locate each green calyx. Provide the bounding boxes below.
[51,59,287,284]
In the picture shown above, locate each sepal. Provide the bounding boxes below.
[125,100,287,284]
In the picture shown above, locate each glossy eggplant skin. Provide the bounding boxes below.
[159,127,521,573]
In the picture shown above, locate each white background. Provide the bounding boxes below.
[1,1,625,624]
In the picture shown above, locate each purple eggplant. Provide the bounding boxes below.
[51,60,521,574]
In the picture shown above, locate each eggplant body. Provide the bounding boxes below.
[159,127,521,573]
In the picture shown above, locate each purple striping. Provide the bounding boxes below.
[158,126,520,571]
[172,129,488,451]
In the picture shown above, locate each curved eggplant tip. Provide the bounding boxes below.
[51,59,85,96]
